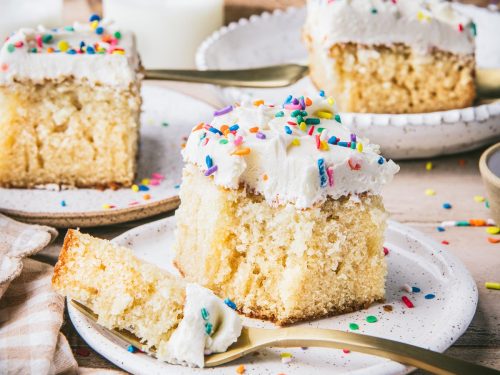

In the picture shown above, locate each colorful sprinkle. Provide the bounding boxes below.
[402,295,414,308]
[127,345,138,353]
[275,111,285,118]
[383,304,393,312]
[486,226,500,235]
[291,138,300,146]
[383,247,389,256]
[327,167,334,187]
[425,294,435,299]
[57,40,70,52]
[442,203,452,209]
[284,125,293,135]
[143,194,151,200]
[60,200,66,207]
[224,298,237,310]
[318,158,327,187]
[256,132,266,139]
[236,364,245,374]
[206,155,213,168]
[232,148,251,156]
[204,165,218,176]
[437,226,445,232]
[473,195,485,203]
[485,282,500,290]
[102,204,114,209]
[349,323,359,331]
[131,184,139,192]
[205,321,213,335]
[214,105,233,116]
[488,237,500,244]
[7,44,15,53]
[425,189,436,196]
[280,352,293,364]
[366,315,378,323]
[441,240,449,245]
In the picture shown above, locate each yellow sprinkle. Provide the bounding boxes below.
[486,226,500,235]
[320,140,329,151]
[263,174,268,181]
[425,162,433,171]
[417,11,431,22]
[143,194,151,200]
[327,97,335,106]
[112,50,125,55]
[141,178,150,185]
[57,40,69,52]
[102,203,112,209]
[316,111,333,119]
[280,352,293,358]
[299,122,307,131]
[232,147,251,156]
[253,99,264,106]
[357,143,363,152]
[425,189,436,196]
[485,282,500,290]
[474,195,485,203]
[90,20,99,30]
[131,184,139,192]
[291,138,300,146]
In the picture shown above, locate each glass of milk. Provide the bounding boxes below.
[0,0,63,41]
[103,0,224,69]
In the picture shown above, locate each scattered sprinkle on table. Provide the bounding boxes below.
[102,204,114,209]
[441,240,450,245]
[485,282,500,290]
[383,304,393,312]
[425,162,433,171]
[280,352,293,364]
[486,226,500,235]
[412,286,421,293]
[383,247,389,256]
[343,349,350,354]
[60,200,66,207]
[366,315,378,323]
[236,364,245,374]
[442,202,452,209]
[162,122,169,127]
[143,194,151,200]
[425,189,436,196]
[402,295,415,308]
[349,323,359,330]
[473,195,485,202]
[488,237,500,244]
[437,226,445,232]
[424,294,435,299]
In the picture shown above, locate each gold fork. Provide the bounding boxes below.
[145,65,500,99]
[70,300,499,375]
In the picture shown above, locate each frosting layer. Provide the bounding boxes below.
[0,18,139,87]
[305,0,475,55]
[182,95,399,209]
[164,283,242,367]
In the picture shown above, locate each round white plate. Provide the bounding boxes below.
[68,217,477,375]
[0,84,214,228]
[196,4,500,160]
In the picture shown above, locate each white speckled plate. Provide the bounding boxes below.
[196,4,500,160]
[68,217,477,375]
[0,84,214,228]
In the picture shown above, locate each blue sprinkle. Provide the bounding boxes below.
[275,111,284,118]
[337,141,349,148]
[283,95,293,105]
[201,308,209,320]
[60,200,66,207]
[67,49,77,55]
[284,126,292,135]
[437,226,445,232]
[335,114,342,123]
[89,14,101,22]
[229,124,239,131]
[378,157,385,165]
[127,345,137,353]
[138,185,149,191]
[425,294,435,300]
[96,26,104,35]
[208,127,222,135]
[206,155,213,168]
[442,203,452,209]
[205,322,213,335]
[319,90,325,97]
[318,158,327,188]
[224,298,237,310]
[412,286,421,293]
[86,46,95,54]
[327,136,338,145]
[79,41,85,49]
[350,142,357,149]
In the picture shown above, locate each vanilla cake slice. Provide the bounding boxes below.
[52,230,242,367]
[303,0,476,113]
[174,95,399,325]
[0,15,142,188]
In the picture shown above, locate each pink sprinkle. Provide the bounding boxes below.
[308,126,315,136]
[234,136,243,146]
[150,179,160,186]
[402,295,414,308]
[342,349,350,354]
[327,167,334,187]
[36,35,42,48]
[151,173,164,180]
[383,247,389,256]
[284,103,302,110]
[203,138,209,146]
[128,201,139,206]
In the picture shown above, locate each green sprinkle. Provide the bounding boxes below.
[296,115,304,124]
[335,114,342,123]
[456,221,470,227]
[366,315,378,323]
[275,111,284,118]
[371,7,378,14]
[30,48,37,53]
[205,322,213,335]
[291,109,301,117]
[349,323,359,330]
[114,31,122,39]
[470,22,477,37]
[486,200,490,208]
[300,111,308,117]
[42,34,53,43]
[201,308,209,320]
[317,127,325,133]
[7,44,15,53]
[162,122,169,127]
[305,118,320,125]
[64,26,75,32]
[219,139,228,144]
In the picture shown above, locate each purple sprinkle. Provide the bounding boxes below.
[256,132,266,139]
[292,98,299,105]
[299,97,306,110]
[350,133,357,142]
[204,165,218,176]
[214,105,233,116]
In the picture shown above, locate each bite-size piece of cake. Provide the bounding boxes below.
[174,95,399,325]
[52,230,242,367]
[303,0,476,114]
[0,15,142,188]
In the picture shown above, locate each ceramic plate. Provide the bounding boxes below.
[68,217,477,375]
[196,4,500,160]
[0,85,214,228]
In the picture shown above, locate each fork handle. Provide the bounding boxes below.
[268,327,498,375]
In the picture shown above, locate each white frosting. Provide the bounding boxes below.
[163,283,242,368]
[0,19,139,87]
[305,0,475,55]
[182,96,399,209]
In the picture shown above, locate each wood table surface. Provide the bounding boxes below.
[33,1,500,373]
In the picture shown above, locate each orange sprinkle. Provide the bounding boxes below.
[253,99,264,106]
[220,124,229,133]
[236,364,245,374]
[263,174,268,181]
[488,237,500,244]
[305,97,312,106]
[47,47,54,53]
[143,194,151,200]
[193,122,204,132]
[232,148,251,156]
[469,219,486,226]
[1,63,8,72]
[249,127,259,133]
[101,35,112,43]
[181,143,186,149]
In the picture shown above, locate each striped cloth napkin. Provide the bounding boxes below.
[0,214,78,374]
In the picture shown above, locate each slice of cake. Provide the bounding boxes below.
[52,230,242,367]
[0,15,142,188]
[303,0,476,113]
[174,95,399,325]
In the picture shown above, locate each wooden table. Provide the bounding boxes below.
[33,1,499,373]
